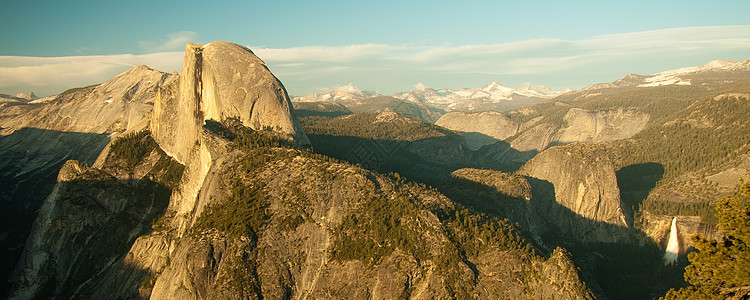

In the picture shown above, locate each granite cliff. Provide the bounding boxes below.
[0,65,175,290]
[437,107,649,164]
[519,143,630,243]
[152,42,308,164]
[435,111,520,150]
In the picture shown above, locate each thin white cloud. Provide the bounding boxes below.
[258,25,750,75]
[138,31,198,52]
[253,44,398,62]
[2,25,749,97]
[0,52,182,96]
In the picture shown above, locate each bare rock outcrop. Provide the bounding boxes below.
[8,159,171,299]
[440,107,649,169]
[0,65,175,291]
[152,42,308,164]
[7,41,594,300]
[519,143,630,243]
[1,65,174,136]
[141,142,592,299]
[556,108,649,144]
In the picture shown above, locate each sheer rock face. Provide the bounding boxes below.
[0,65,174,292]
[519,143,630,243]
[152,42,309,164]
[556,108,649,144]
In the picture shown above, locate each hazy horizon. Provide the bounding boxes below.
[2,0,749,97]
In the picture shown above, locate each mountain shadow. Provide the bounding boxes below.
[306,133,532,182]
[522,175,686,299]
[308,128,682,298]
[472,139,539,173]
[440,173,685,299]
[5,168,171,299]
[307,134,467,181]
[292,102,353,118]
[0,128,110,292]
[616,162,665,220]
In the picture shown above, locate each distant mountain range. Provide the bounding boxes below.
[292,59,750,113]
[293,82,570,112]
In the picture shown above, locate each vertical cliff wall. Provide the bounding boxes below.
[152,42,309,165]
[519,143,630,243]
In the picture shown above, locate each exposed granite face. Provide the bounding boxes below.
[519,143,630,243]
[0,65,175,292]
[1,65,174,136]
[142,147,593,300]
[152,42,309,164]
[7,42,595,300]
[556,108,649,144]
[436,108,649,169]
[8,160,171,300]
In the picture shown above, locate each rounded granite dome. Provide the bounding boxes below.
[151,41,309,163]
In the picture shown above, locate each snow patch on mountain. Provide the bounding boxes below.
[293,83,380,102]
[292,82,570,112]
[638,59,750,87]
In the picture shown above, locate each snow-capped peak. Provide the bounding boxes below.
[655,59,749,77]
[482,81,509,92]
[292,83,381,102]
[415,83,429,91]
[639,59,750,87]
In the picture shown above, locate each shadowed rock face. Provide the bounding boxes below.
[152,41,309,164]
[436,111,519,150]
[519,143,630,243]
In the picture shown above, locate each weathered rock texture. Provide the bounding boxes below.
[141,138,592,300]
[556,108,649,144]
[1,65,173,136]
[152,42,308,164]
[9,159,171,299]
[519,143,630,243]
[0,65,175,291]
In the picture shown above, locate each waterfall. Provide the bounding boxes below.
[663,217,679,265]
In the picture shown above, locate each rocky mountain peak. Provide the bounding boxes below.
[15,92,37,101]
[612,73,648,86]
[482,81,510,92]
[151,41,309,164]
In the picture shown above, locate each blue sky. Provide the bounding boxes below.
[2,0,750,96]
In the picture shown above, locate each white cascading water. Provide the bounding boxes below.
[663,217,679,265]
